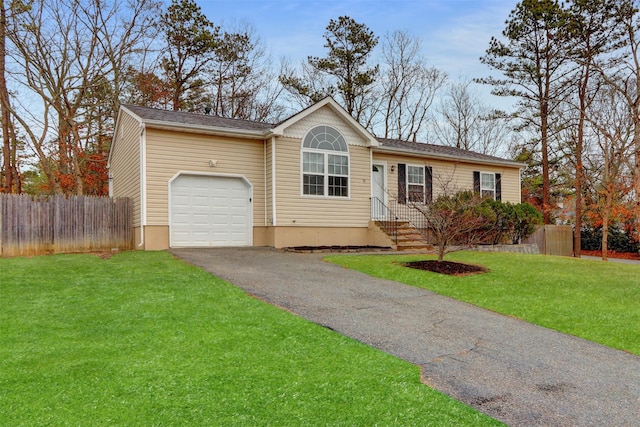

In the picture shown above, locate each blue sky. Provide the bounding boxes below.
[197,0,516,83]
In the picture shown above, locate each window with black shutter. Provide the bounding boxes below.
[473,171,499,200]
[398,163,406,204]
[425,166,433,203]
[398,164,432,203]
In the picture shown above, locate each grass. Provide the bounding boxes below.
[325,251,640,356]
[0,251,501,426]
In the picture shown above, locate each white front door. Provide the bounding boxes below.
[372,163,386,219]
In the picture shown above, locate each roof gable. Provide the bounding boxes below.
[271,97,379,147]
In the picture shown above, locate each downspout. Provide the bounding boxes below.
[519,167,523,203]
[138,123,146,248]
[264,140,267,225]
[271,136,277,226]
[369,148,373,220]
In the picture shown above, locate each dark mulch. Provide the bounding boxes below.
[581,249,640,260]
[284,245,392,253]
[403,260,489,276]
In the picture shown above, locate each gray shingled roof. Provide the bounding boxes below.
[122,104,274,133]
[120,104,521,167]
[376,138,522,167]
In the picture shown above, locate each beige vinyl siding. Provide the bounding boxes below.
[273,105,373,227]
[144,128,266,226]
[496,167,521,203]
[372,152,521,204]
[109,111,142,226]
[283,105,370,146]
[274,136,371,227]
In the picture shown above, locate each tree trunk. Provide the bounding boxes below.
[541,100,551,224]
[602,204,609,262]
[633,23,640,253]
[574,67,588,258]
[635,126,640,249]
[574,137,583,258]
[0,0,15,193]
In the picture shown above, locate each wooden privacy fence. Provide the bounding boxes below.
[523,224,573,257]
[0,194,133,257]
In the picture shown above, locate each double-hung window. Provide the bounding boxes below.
[407,165,425,203]
[473,171,501,201]
[398,164,432,204]
[480,172,496,199]
[302,126,349,198]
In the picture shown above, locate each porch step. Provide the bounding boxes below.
[395,243,435,252]
[375,221,434,252]
[396,236,435,252]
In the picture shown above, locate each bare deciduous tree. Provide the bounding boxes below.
[411,190,493,261]
[207,22,285,122]
[378,30,447,142]
[0,0,19,193]
[432,79,510,156]
[279,59,334,108]
[564,0,622,256]
[8,0,159,194]
[594,0,640,244]
[584,83,635,260]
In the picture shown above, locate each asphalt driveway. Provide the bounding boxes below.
[171,247,640,427]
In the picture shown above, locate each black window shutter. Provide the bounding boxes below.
[496,173,502,201]
[425,166,433,203]
[398,163,406,204]
[473,171,480,194]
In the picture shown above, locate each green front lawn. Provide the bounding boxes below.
[326,252,640,355]
[0,251,500,426]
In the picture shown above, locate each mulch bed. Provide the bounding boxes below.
[284,245,392,253]
[581,250,640,260]
[401,250,640,276]
[403,260,489,276]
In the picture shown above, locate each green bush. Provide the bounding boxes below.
[480,199,515,244]
[581,226,639,253]
[480,200,542,244]
[513,202,543,244]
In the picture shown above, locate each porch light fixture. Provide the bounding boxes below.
[209,159,218,167]
[390,165,396,172]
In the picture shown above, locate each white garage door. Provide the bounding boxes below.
[170,175,252,247]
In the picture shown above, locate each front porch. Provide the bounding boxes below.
[370,197,433,251]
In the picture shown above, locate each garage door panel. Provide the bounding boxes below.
[229,206,247,215]
[170,175,252,247]
[193,194,209,202]
[212,214,229,223]
[191,209,210,217]
[230,200,247,209]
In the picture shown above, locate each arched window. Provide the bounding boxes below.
[301,126,349,197]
